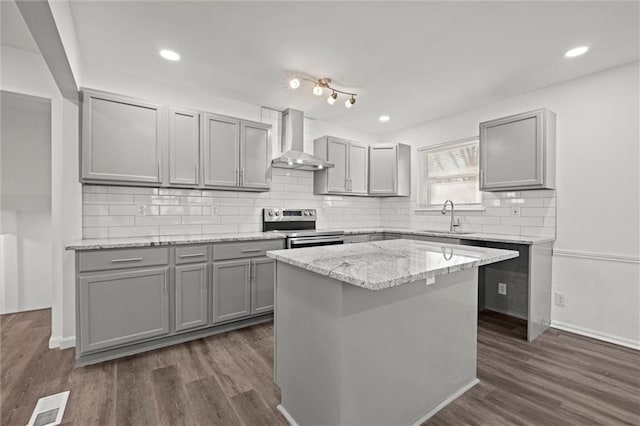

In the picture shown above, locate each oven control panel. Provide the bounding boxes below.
[263,208,316,222]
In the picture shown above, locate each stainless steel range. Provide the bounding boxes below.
[263,208,344,249]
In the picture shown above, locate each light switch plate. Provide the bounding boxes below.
[498,282,507,295]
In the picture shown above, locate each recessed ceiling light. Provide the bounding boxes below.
[379,115,390,123]
[564,46,589,58]
[159,49,180,61]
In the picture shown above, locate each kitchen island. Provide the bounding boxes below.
[267,239,519,426]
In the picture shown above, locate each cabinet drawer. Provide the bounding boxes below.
[175,245,209,264]
[213,239,284,261]
[78,247,169,272]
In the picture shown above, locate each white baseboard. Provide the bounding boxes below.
[410,378,480,426]
[49,335,76,350]
[277,404,298,426]
[551,321,640,351]
[278,379,480,426]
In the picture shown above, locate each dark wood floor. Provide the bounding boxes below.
[1,309,639,426]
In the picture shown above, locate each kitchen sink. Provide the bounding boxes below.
[422,230,475,235]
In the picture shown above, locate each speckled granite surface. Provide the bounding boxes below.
[267,239,519,290]
[341,228,554,245]
[66,227,553,251]
[65,232,286,250]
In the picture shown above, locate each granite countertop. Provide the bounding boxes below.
[341,227,555,245]
[65,231,286,250]
[266,239,519,291]
[65,227,553,251]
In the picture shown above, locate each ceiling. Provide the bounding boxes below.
[67,1,638,133]
[0,0,40,53]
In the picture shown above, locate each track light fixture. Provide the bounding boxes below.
[289,75,358,108]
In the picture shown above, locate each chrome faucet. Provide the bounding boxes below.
[441,200,461,233]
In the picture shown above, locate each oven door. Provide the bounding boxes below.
[287,236,345,249]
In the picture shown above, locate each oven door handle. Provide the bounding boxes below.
[288,236,345,247]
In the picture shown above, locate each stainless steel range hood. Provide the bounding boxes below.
[272,109,335,171]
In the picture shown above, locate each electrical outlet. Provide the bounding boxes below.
[137,205,147,216]
[511,207,521,217]
[555,292,567,307]
[498,282,507,295]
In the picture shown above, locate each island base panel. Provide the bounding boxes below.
[274,262,479,426]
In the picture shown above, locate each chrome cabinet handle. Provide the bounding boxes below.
[241,168,245,186]
[157,160,161,180]
[250,263,255,282]
[179,253,206,258]
[111,257,143,263]
[194,164,198,182]
[236,168,240,185]
[241,249,262,253]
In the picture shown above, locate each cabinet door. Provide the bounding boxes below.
[82,91,162,184]
[212,259,251,323]
[169,109,200,186]
[79,267,169,353]
[240,121,271,189]
[369,145,397,194]
[203,113,240,188]
[175,263,208,332]
[326,137,348,192]
[480,110,544,190]
[251,258,275,314]
[348,142,368,194]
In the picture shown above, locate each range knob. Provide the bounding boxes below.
[275,211,280,216]
[268,211,274,216]
[309,211,315,216]
[304,211,310,216]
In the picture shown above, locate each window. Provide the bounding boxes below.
[418,137,482,208]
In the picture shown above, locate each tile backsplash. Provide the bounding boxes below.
[81,168,383,239]
[380,189,556,237]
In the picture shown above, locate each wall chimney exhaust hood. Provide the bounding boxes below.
[271,109,335,171]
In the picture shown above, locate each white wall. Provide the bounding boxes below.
[0,43,82,348]
[0,91,53,314]
[381,62,640,348]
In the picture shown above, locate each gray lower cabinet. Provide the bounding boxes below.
[251,257,275,314]
[174,263,208,332]
[212,259,251,323]
[81,90,163,185]
[79,267,170,353]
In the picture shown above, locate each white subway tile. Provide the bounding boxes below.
[108,186,158,195]
[521,207,555,217]
[159,188,202,196]
[83,227,109,239]
[109,205,138,215]
[202,224,239,234]
[83,205,108,216]
[135,195,181,205]
[83,216,135,227]
[481,224,521,235]
[182,216,221,225]
[109,226,159,238]
[181,196,215,205]
[84,193,134,205]
[159,225,203,235]
[83,185,108,194]
[136,215,182,226]
[500,198,543,208]
[520,189,555,198]
[159,206,203,216]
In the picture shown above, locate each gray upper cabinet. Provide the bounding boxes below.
[81,90,164,185]
[251,257,275,314]
[202,113,272,191]
[78,267,170,353]
[175,263,208,332]
[241,121,272,189]
[212,259,251,323]
[314,136,368,195]
[369,143,411,196]
[169,108,200,186]
[479,108,556,191]
[202,113,241,188]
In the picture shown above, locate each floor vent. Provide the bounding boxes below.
[27,391,70,426]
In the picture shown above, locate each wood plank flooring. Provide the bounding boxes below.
[1,309,638,425]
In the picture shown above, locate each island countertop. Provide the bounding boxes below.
[266,239,519,291]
